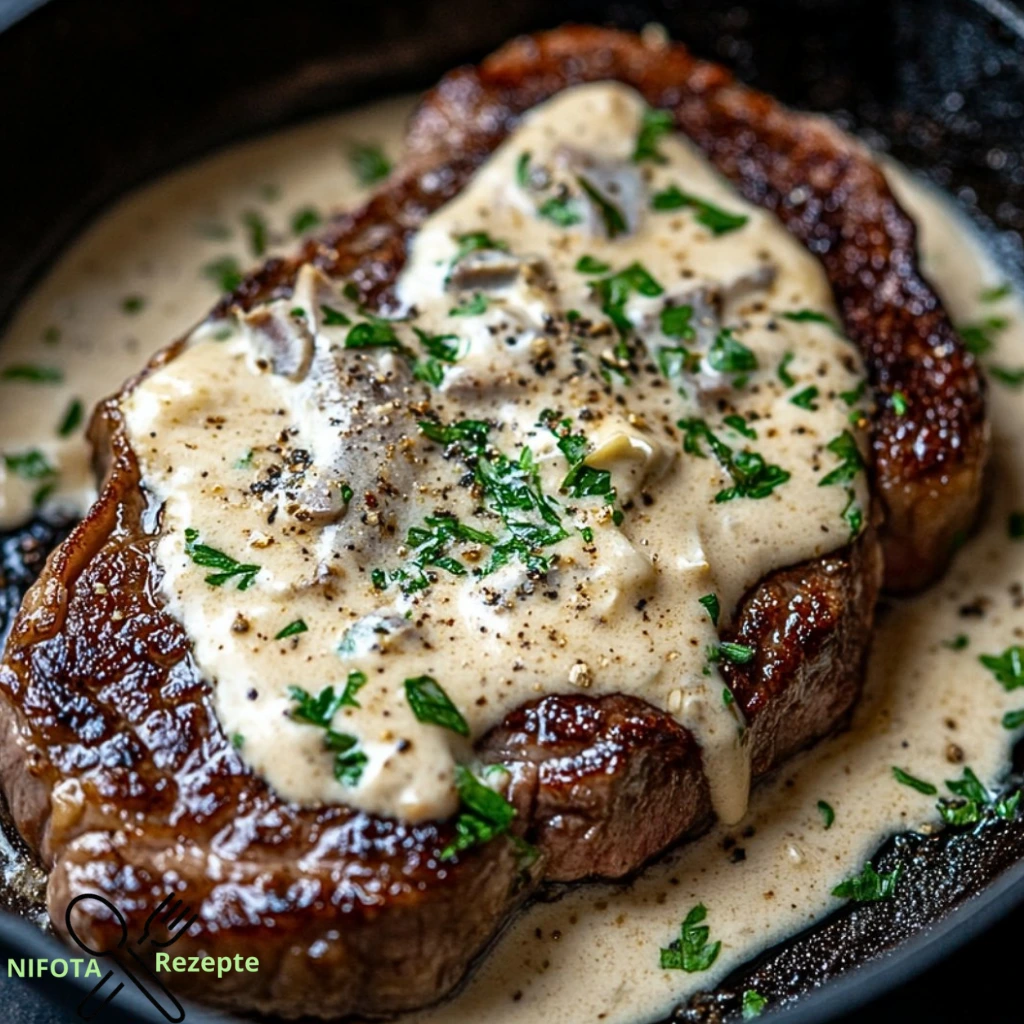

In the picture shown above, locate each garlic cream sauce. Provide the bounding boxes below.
[120,83,868,826]
[0,81,1021,1024]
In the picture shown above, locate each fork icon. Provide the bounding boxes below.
[66,892,196,1022]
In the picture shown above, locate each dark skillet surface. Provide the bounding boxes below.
[2,0,1024,1021]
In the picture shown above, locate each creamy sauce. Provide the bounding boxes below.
[0,83,1022,1024]
[0,95,412,530]
[120,84,868,825]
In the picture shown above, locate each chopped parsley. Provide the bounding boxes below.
[326,731,368,786]
[405,675,470,736]
[449,231,508,271]
[780,309,841,334]
[698,593,720,626]
[242,210,268,257]
[591,262,664,336]
[440,764,519,861]
[3,449,56,481]
[515,151,533,189]
[0,364,63,384]
[943,634,969,650]
[707,328,758,382]
[937,766,1020,825]
[657,345,701,383]
[376,514,495,593]
[633,106,674,164]
[819,431,864,487]
[575,254,611,275]
[724,414,757,440]
[231,732,245,750]
[959,316,1008,355]
[202,255,243,293]
[121,295,145,315]
[411,328,464,386]
[742,990,768,1020]
[832,862,901,902]
[543,413,616,502]
[892,766,937,795]
[275,620,308,640]
[287,682,367,786]
[183,528,260,590]
[57,398,84,437]
[839,380,867,406]
[891,389,909,416]
[717,642,755,665]
[660,303,695,340]
[980,282,1012,302]
[320,304,351,326]
[777,352,796,387]
[1002,709,1024,730]
[576,175,627,237]
[678,418,790,503]
[450,293,488,317]
[817,800,835,829]
[348,142,392,185]
[659,904,721,972]
[345,318,403,350]
[538,195,582,227]
[651,185,749,235]
[790,385,820,410]
[291,206,321,234]
[989,365,1024,388]
[979,645,1024,690]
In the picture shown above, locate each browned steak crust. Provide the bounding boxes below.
[0,24,968,1020]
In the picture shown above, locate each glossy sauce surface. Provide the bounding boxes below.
[0,90,1021,1024]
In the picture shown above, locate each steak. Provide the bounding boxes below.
[0,26,983,1020]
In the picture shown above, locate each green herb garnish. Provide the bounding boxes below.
[678,418,790,503]
[58,398,84,437]
[121,295,145,315]
[660,303,695,340]
[790,385,820,410]
[440,765,519,860]
[1003,709,1024,730]
[405,675,470,736]
[450,293,488,317]
[591,262,664,336]
[291,206,321,234]
[892,766,937,795]
[538,195,583,227]
[0,364,63,384]
[742,990,768,1020]
[979,645,1024,690]
[980,282,1012,302]
[832,862,901,901]
[575,255,611,275]
[780,309,841,334]
[698,593,720,626]
[183,528,260,590]
[3,449,56,480]
[937,766,1020,825]
[777,352,796,387]
[959,316,1007,355]
[242,210,268,256]
[707,328,758,380]
[275,620,308,640]
[659,904,721,972]
[891,390,909,415]
[348,142,392,185]
[651,185,749,235]
[819,431,864,487]
[633,107,674,164]
[818,800,835,829]
[320,304,351,326]
[576,175,628,238]
[202,255,243,293]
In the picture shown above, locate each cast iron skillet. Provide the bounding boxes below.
[2,1,1024,1021]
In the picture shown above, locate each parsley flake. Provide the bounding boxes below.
[651,185,748,235]
[832,862,901,902]
[183,528,260,590]
[659,904,721,972]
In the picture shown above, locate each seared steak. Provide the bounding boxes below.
[0,25,982,1019]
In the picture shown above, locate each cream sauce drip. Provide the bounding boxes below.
[119,83,868,825]
[0,81,1021,1024]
